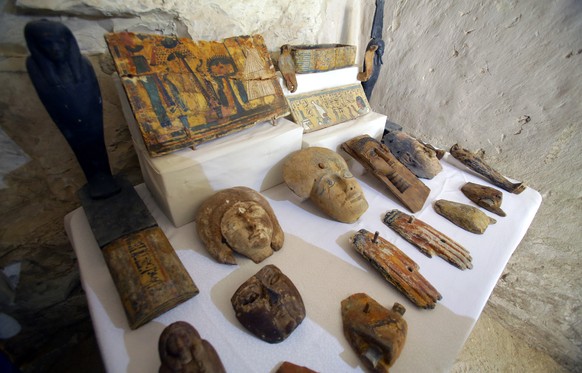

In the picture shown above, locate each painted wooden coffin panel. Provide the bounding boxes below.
[105,32,289,157]
[290,44,356,73]
[286,83,370,133]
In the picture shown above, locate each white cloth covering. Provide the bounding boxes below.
[65,154,541,373]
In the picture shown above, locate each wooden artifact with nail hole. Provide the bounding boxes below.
[351,229,441,309]
[383,209,473,270]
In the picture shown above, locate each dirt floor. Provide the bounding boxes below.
[452,311,570,373]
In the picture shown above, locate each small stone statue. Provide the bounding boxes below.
[231,265,306,343]
[196,187,284,264]
[158,321,226,373]
[25,20,119,198]
[282,147,368,223]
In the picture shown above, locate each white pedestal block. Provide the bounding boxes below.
[133,118,303,227]
[301,111,386,151]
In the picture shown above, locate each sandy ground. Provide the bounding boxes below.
[452,311,570,373]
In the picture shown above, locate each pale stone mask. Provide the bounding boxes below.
[283,147,368,223]
[231,265,305,343]
[196,187,284,264]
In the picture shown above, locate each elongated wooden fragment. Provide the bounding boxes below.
[351,229,441,309]
[434,200,496,234]
[461,182,506,217]
[383,209,472,270]
[342,135,430,213]
[450,144,526,194]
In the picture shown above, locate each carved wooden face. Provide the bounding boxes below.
[220,201,274,263]
[310,157,368,223]
[158,321,225,373]
[231,265,305,343]
[283,147,368,224]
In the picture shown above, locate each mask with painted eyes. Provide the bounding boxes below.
[231,265,305,343]
[283,147,368,223]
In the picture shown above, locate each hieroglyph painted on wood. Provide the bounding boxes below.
[105,32,289,157]
[286,83,370,133]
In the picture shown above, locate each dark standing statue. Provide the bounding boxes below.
[24,20,199,330]
[361,0,385,101]
[25,19,120,199]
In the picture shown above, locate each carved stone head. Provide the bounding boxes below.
[158,321,225,373]
[282,147,368,223]
[231,265,305,343]
[196,187,284,264]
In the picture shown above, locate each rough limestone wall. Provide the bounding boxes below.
[0,0,358,370]
[359,0,581,370]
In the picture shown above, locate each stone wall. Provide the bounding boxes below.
[0,0,580,371]
[361,0,581,371]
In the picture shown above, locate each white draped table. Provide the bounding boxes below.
[65,154,541,373]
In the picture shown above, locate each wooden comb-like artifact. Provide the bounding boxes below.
[342,135,430,213]
[383,209,472,270]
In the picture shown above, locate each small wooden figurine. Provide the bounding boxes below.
[342,135,430,213]
[342,293,407,372]
[434,199,497,234]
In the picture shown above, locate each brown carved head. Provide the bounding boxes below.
[282,147,368,223]
[195,187,284,264]
[231,265,306,343]
[158,321,225,373]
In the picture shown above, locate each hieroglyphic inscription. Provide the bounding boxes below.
[286,83,370,133]
[127,239,167,289]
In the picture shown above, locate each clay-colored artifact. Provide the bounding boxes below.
[276,361,318,373]
[433,200,496,234]
[278,45,297,93]
[158,321,225,373]
[383,210,472,270]
[351,229,441,309]
[283,147,368,223]
[196,187,284,264]
[461,182,506,217]
[341,293,407,372]
[341,135,430,213]
[450,144,526,194]
[231,265,306,343]
[382,131,443,179]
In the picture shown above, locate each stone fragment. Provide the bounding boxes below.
[231,265,305,343]
[382,131,443,179]
[158,321,226,373]
[341,293,407,372]
[433,199,496,234]
[461,182,506,217]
